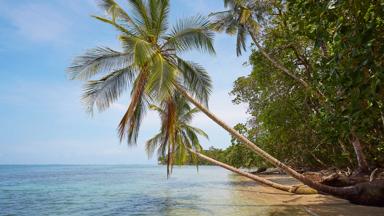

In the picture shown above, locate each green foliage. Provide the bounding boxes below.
[158,146,225,166]
[230,0,384,168]
[147,94,207,176]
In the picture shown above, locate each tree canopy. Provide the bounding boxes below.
[230,0,384,169]
[68,0,214,145]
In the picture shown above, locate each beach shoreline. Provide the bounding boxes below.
[1,165,383,215]
[228,173,384,215]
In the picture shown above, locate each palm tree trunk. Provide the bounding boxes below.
[187,148,317,194]
[247,29,325,100]
[167,140,172,178]
[176,84,306,180]
[176,84,384,206]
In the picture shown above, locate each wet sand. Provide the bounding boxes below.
[228,173,384,216]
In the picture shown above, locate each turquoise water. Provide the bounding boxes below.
[0,165,239,215]
[1,165,383,216]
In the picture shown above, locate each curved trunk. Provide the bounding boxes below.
[247,30,325,100]
[187,148,317,194]
[176,84,384,206]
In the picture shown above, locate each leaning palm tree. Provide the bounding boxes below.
[68,0,292,181]
[68,0,287,185]
[148,94,316,194]
[209,0,324,98]
[207,0,384,205]
[146,94,205,177]
[68,0,214,145]
[68,0,383,205]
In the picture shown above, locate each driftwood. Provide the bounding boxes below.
[302,168,384,187]
[370,168,379,182]
[303,168,384,206]
[248,167,384,206]
[249,167,285,175]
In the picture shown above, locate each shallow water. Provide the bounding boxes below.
[0,165,382,215]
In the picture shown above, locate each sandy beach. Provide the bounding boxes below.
[227,173,384,215]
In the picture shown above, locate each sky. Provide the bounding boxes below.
[0,0,252,164]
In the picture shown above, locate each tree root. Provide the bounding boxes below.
[343,180,384,206]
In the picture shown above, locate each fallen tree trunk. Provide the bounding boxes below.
[188,148,317,194]
[179,85,384,206]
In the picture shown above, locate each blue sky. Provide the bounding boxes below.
[0,0,251,164]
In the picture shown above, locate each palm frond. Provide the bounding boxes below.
[92,15,137,36]
[145,55,177,101]
[185,127,201,150]
[180,107,200,123]
[82,65,137,113]
[68,47,131,80]
[224,0,246,8]
[147,94,207,171]
[184,125,209,140]
[149,104,165,115]
[145,132,163,158]
[119,35,156,65]
[129,97,147,144]
[97,0,143,34]
[209,10,235,31]
[127,0,151,31]
[118,72,148,145]
[149,0,169,40]
[210,0,268,57]
[236,24,247,56]
[209,9,232,17]
[147,92,207,176]
[177,58,212,106]
[174,133,188,164]
[165,15,215,54]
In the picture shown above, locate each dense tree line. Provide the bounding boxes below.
[230,0,384,170]
[162,0,384,172]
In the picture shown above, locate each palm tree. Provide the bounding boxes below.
[146,94,205,177]
[68,0,214,145]
[69,0,293,186]
[148,94,316,194]
[209,0,324,98]
[68,0,383,205]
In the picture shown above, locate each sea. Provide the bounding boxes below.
[0,165,383,216]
